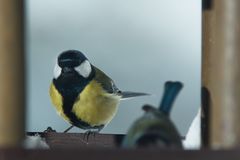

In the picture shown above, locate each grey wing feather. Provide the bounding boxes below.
[93,66,150,99]
[93,66,121,94]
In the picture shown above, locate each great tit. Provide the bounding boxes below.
[121,81,183,148]
[49,50,149,133]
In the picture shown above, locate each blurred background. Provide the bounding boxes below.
[26,0,201,136]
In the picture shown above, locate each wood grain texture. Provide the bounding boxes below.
[202,0,216,148]
[202,0,240,148]
[31,132,124,148]
[0,0,25,147]
[27,132,185,149]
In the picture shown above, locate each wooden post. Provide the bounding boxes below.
[0,0,25,147]
[202,0,240,148]
[201,0,214,148]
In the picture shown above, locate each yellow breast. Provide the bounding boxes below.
[72,80,121,126]
[49,80,121,127]
[49,82,70,122]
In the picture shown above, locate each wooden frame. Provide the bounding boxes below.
[0,0,25,147]
[1,149,240,160]
[1,0,240,159]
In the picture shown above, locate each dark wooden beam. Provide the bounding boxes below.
[1,148,240,160]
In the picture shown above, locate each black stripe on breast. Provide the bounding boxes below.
[53,68,104,130]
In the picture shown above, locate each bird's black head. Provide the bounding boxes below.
[53,50,95,99]
[58,50,87,68]
[53,50,94,80]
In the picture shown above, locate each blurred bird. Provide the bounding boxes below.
[49,50,149,133]
[122,81,183,148]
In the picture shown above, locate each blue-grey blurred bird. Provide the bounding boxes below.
[121,81,183,148]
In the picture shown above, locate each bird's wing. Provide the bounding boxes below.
[93,66,150,99]
[93,66,121,95]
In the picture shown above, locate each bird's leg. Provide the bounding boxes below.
[83,131,92,141]
[83,130,98,142]
[63,125,74,133]
[97,125,104,133]
[93,126,103,139]
[83,125,104,142]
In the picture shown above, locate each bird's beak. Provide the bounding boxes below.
[62,67,75,75]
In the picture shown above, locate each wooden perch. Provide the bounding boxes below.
[27,132,124,148]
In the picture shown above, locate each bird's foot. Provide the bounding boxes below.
[83,130,99,142]
[44,127,56,133]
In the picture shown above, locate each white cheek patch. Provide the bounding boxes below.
[53,62,62,79]
[75,60,92,78]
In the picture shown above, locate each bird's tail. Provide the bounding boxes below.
[120,91,150,100]
[159,81,183,115]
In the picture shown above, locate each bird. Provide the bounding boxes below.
[49,50,149,134]
[121,81,183,148]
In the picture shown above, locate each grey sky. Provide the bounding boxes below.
[26,0,201,135]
